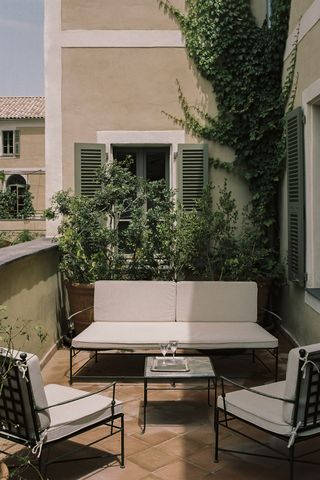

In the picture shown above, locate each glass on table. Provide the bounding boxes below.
[159,343,169,364]
[168,340,178,359]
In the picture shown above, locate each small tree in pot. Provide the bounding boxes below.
[45,160,178,333]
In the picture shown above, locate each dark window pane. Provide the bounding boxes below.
[3,131,14,155]
[146,152,166,181]
[113,148,137,176]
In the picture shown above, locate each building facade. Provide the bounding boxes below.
[0,97,45,236]
[45,0,268,236]
[282,0,320,344]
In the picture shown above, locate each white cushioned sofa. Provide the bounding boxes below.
[69,280,278,382]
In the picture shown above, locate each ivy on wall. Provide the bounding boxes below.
[158,0,293,254]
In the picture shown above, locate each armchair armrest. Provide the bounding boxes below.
[37,382,116,412]
[219,376,293,403]
[264,308,282,325]
[67,305,93,332]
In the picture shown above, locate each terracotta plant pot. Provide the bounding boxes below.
[65,282,95,335]
[0,462,9,480]
[256,276,272,327]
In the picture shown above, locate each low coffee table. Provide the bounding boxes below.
[143,355,216,432]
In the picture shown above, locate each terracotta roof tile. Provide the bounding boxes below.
[0,97,45,119]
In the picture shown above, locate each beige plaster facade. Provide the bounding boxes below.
[46,0,267,236]
[281,0,320,344]
[0,243,62,360]
[0,118,45,224]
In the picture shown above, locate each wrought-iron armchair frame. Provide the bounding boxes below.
[214,348,320,480]
[0,350,124,478]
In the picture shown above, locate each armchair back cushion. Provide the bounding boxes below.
[0,349,50,440]
[176,281,257,323]
[94,280,176,322]
[283,343,320,425]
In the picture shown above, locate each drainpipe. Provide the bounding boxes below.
[266,0,272,28]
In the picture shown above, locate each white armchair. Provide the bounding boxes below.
[0,349,124,478]
[215,343,320,480]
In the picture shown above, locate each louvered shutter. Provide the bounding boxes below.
[177,144,208,210]
[286,107,305,286]
[74,143,106,196]
[14,130,20,156]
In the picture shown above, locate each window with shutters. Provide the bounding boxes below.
[112,146,169,233]
[6,174,27,216]
[301,81,320,310]
[74,143,106,197]
[75,142,208,215]
[177,144,209,211]
[286,107,305,287]
[1,130,20,157]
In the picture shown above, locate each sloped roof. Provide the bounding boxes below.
[0,97,45,119]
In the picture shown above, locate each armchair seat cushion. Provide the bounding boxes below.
[44,384,122,444]
[217,381,293,436]
[72,321,278,350]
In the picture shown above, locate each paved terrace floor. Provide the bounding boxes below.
[4,331,320,479]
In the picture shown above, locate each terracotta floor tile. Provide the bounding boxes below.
[157,435,204,458]
[15,334,307,480]
[128,446,176,472]
[153,459,209,480]
[132,427,177,446]
[181,425,215,445]
[186,444,219,471]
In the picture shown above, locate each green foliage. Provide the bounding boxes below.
[158,0,292,252]
[0,186,35,219]
[46,162,178,283]
[47,158,282,283]
[0,230,37,248]
[13,229,35,244]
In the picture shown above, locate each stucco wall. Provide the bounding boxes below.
[61,47,215,188]
[284,22,320,107]
[287,0,315,33]
[280,0,320,345]
[62,0,186,30]
[0,219,45,233]
[28,173,45,212]
[0,241,64,362]
[0,124,45,170]
[46,0,263,234]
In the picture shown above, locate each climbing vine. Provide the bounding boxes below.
[158,0,293,254]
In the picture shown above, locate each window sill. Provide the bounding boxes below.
[306,288,320,300]
[305,289,320,314]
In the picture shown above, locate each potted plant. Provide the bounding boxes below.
[176,181,284,328]
[45,161,178,334]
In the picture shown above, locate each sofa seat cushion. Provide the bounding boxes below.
[44,384,122,443]
[72,321,278,350]
[217,381,292,435]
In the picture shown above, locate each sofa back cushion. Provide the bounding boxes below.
[176,281,257,323]
[283,343,320,425]
[94,280,176,322]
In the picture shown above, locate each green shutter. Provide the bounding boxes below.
[14,130,20,156]
[286,107,305,286]
[177,144,208,210]
[74,143,106,196]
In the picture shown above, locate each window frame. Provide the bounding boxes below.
[1,129,20,157]
[302,79,320,312]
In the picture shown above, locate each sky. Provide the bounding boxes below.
[0,0,44,96]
